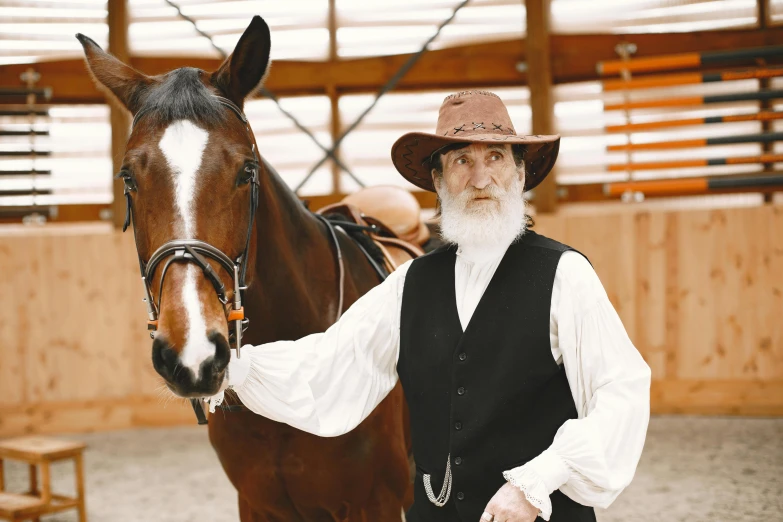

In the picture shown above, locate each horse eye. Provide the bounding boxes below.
[116,169,136,191]
[238,163,257,185]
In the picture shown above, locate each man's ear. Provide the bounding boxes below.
[76,33,153,113]
[432,169,442,193]
[211,15,272,107]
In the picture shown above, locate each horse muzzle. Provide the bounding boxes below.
[152,330,231,397]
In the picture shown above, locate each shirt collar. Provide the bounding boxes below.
[456,236,514,264]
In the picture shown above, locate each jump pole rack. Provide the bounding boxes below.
[596,44,783,202]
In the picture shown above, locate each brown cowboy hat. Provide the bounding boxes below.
[391,90,560,192]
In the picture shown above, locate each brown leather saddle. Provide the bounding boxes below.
[317,188,426,275]
[342,185,431,247]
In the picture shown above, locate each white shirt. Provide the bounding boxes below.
[217,236,652,520]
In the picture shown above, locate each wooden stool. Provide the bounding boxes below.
[0,436,87,522]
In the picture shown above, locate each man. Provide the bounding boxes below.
[211,90,651,522]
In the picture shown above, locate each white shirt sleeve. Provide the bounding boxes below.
[217,259,413,437]
[503,251,652,520]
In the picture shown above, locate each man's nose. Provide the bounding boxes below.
[468,163,492,190]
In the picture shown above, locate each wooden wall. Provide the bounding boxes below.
[0,205,781,436]
[537,203,783,416]
[0,224,195,436]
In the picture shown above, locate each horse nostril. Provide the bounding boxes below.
[207,330,230,374]
[152,336,179,379]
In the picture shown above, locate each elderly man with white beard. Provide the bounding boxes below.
[210,90,651,522]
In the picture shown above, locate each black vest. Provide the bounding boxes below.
[398,231,596,522]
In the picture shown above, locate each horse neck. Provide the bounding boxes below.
[245,162,336,336]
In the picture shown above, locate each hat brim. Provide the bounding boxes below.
[391,132,560,193]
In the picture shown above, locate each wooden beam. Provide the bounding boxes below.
[758,0,775,203]
[328,0,341,195]
[525,0,557,213]
[108,0,130,230]
[328,87,342,195]
[553,29,783,83]
[5,29,782,105]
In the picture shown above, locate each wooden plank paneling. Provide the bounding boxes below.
[650,380,783,416]
[535,203,783,414]
[0,397,193,437]
[629,212,668,378]
[672,208,783,381]
[0,205,780,436]
[0,225,151,407]
[0,236,29,405]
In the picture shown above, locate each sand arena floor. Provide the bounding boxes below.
[2,416,781,521]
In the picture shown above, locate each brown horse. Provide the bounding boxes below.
[78,15,412,521]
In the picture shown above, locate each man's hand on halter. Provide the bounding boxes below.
[480,482,540,522]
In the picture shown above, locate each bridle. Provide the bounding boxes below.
[121,95,260,359]
[122,94,350,424]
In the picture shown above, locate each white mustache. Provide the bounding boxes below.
[454,184,508,204]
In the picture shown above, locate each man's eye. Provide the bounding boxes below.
[456,158,468,165]
[490,153,502,161]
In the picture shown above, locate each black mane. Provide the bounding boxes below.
[140,68,226,127]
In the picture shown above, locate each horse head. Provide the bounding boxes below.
[77,16,271,398]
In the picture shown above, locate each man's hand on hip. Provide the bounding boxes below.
[480,482,540,522]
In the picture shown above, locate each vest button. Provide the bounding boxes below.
[454,421,462,430]
[457,386,466,395]
[456,492,465,501]
[454,456,462,465]
[458,353,467,361]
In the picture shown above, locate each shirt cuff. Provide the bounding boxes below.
[205,347,253,413]
[227,346,252,388]
[502,449,571,521]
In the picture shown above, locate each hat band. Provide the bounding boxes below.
[439,121,516,137]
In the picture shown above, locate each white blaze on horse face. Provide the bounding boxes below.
[159,120,214,374]
[159,120,208,237]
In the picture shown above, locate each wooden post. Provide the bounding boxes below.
[28,463,37,495]
[525,0,558,212]
[759,0,774,203]
[39,462,51,504]
[759,0,769,28]
[74,453,87,522]
[328,0,342,195]
[108,0,131,229]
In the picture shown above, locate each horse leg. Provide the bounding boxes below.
[238,495,266,522]
[239,495,298,522]
[360,483,409,522]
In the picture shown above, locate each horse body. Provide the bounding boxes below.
[77,14,412,521]
[209,164,411,521]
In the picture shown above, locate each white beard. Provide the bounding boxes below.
[438,174,527,252]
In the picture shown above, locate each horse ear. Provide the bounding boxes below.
[76,33,153,114]
[211,15,271,107]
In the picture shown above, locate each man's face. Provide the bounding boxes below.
[431,143,528,250]
[433,143,522,210]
